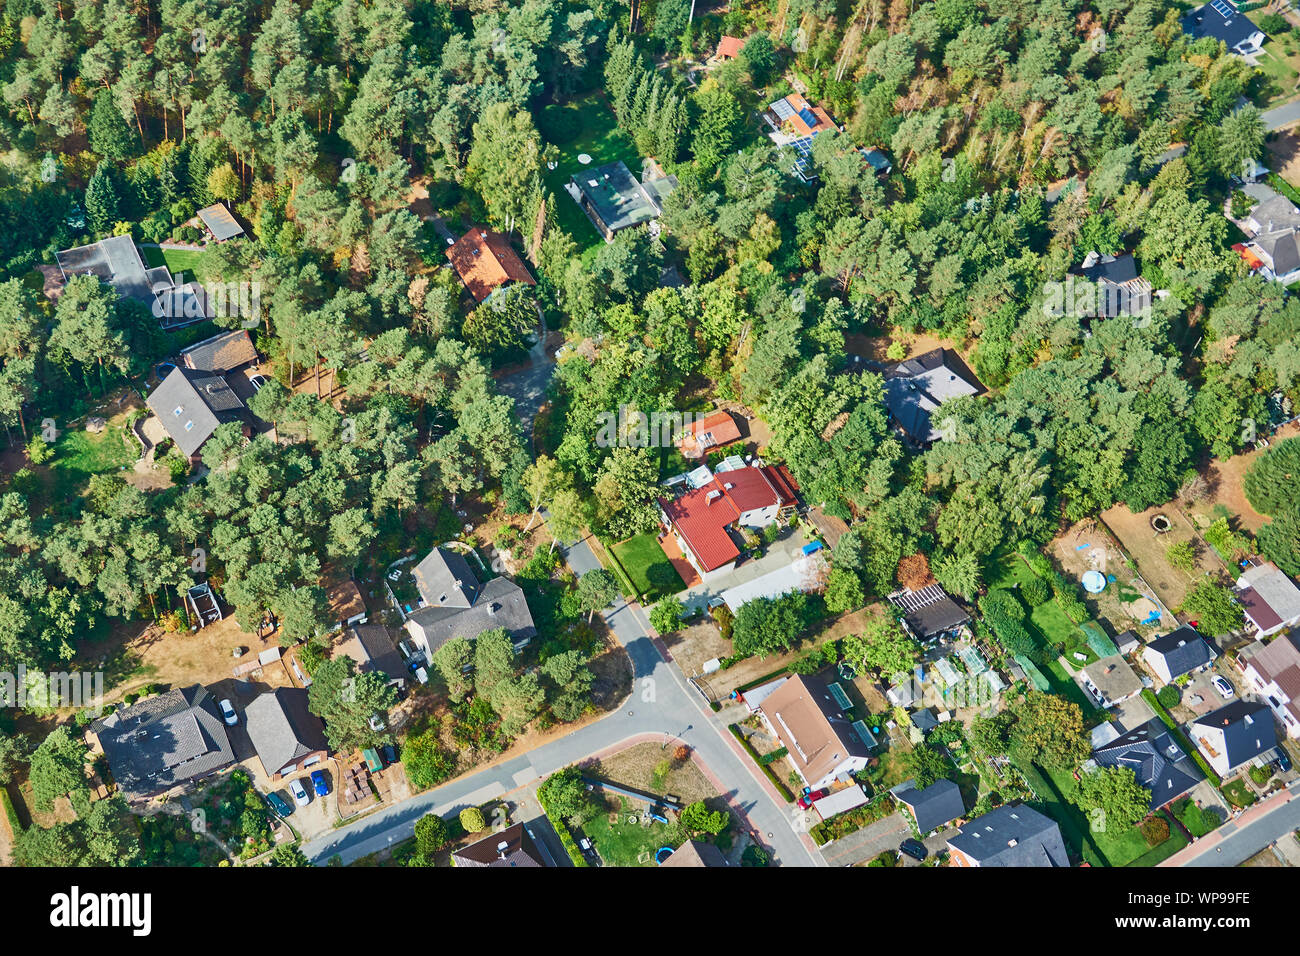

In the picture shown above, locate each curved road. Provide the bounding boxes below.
[303,538,821,867]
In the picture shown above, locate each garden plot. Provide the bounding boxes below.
[1092,508,1211,618]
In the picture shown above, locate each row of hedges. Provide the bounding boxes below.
[597,537,640,600]
[1142,689,1222,787]
[729,724,796,802]
[810,795,898,846]
[535,789,590,867]
[978,590,1042,663]
[1,788,21,835]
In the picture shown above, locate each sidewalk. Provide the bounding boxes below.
[1160,784,1299,866]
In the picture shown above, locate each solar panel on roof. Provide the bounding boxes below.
[828,682,852,709]
[1211,0,1233,17]
[771,99,795,120]
[851,720,879,748]
[798,107,819,128]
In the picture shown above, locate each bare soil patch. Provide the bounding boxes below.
[586,741,717,805]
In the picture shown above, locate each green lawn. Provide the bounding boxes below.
[49,424,136,501]
[1249,39,1300,109]
[141,245,209,283]
[538,93,639,257]
[611,532,686,601]
[1019,761,1186,867]
[1172,796,1222,838]
[1222,778,1258,809]
[581,796,691,867]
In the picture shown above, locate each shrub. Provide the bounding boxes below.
[1139,815,1170,847]
[458,807,486,833]
[1021,576,1050,607]
[1250,764,1273,786]
[1156,684,1180,709]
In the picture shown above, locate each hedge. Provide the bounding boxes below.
[596,536,640,600]
[758,747,789,766]
[1143,689,1221,787]
[536,788,590,867]
[1,788,21,835]
[729,724,796,801]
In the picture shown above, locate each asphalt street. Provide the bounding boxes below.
[302,536,821,867]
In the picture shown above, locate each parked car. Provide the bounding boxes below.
[266,790,293,817]
[218,698,238,726]
[899,838,928,861]
[249,374,268,392]
[288,777,310,807]
[796,787,830,810]
[1211,675,1235,700]
[381,744,398,767]
[310,769,330,796]
[1277,750,1293,773]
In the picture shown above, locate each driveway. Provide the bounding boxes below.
[1264,98,1300,131]
[818,812,908,867]
[675,526,813,614]
[301,534,823,867]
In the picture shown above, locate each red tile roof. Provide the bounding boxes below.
[777,93,836,137]
[716,36,744,59]
[676,410,742,458]
[659,466,797,572]
[446,228,536,302]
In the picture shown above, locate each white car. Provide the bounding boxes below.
[218,698,238,726]
[249,374,268,392]
[1212,676,1235,700]
[288,777,310,807]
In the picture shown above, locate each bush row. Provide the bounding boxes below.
[729,725,795,802]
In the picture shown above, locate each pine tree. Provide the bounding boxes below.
[84,163,122,235]
[88,90,135,162]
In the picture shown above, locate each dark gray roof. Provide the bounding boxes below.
[91,684,235,799]
[1146,626,1217,679]
[1193,701,1278,770]
[406,575,536,653]
[243,688,328,775]
[1256,230,1300,276]
[570,160,677,234]
[910,707,940,732]
[1092,719,1202,809]
[948,803,1069,867]
[55,234,160,305]
[412,547,480,609]
[145,366,246,457]
[883,349,980,443]
[888,583,971,639]
[452,822,546,867]
[1181,1,1267,51]
[1077,252,1139,285]
[896,778,965,833]
[350,623,406,680]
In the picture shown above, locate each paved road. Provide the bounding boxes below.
[302,536,821,867]
[1264,99,1300,131]
[1171,780,1300,867]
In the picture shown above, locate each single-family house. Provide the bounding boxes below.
[402,546,536,658]
[445,227,536,303]
[53,233,211,327]
[658,465,798,582]
[568,159,678,241]
[196,203,245,242]
[1081,655,1143,708]
[714,35,744,61]
[1071,251,1154,319]
[754,673,873,790]
[676,409,742,459]
[1236,562,1300,638]
[888,583,971,643]
[1091,719,1203,810]
[659,838,729,867]
[1234,191,1300,284]
[243,687,330,780]
[180,329,258,374]
[1191,701,1279,778]
[894,778,966,834]
[947,803,1069,867]
[90,685,236,802]
[145,366,253,463]
[882,348,981,446]
[335,623,407,685]
[1142,625,1217,685]
[452,821,549,867]
[762,92,839,182]
[1181,0,1267,56]
[1240,632,1300,738]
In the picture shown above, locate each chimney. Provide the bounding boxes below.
[496,840,509,859]
[1007,839,1018,847]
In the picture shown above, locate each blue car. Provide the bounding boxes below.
[310,769,329,797]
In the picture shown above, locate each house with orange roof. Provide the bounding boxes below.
[657,464,798,581]
[714,35,744,61]
[445,227,536,303]
[675,409,742,459]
